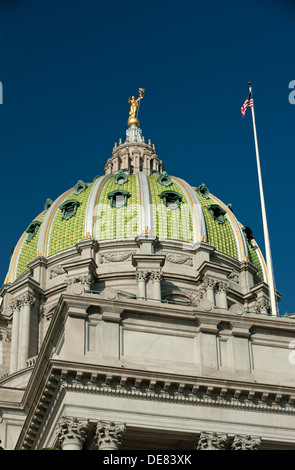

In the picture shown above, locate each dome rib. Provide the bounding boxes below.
[209,193,248,262]
[172,176,207,243]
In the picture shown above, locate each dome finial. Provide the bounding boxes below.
[127,88,145,127]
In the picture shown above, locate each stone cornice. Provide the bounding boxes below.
[16,359,295,450]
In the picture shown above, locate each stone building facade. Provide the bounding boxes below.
[0,114,294,450]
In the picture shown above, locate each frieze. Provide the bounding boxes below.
[58,371,295,414]
[49,265,67,279]
[99,251,133,264]
[156,251,193,266]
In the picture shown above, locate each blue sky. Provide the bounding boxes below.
[0,0,294,314]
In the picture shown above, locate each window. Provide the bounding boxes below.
[159,191,182,210]
[25,221,41,242]
[207,204,226,224]
[59,200,81,220]
[107,190,131,208]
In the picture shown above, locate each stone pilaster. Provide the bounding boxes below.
[95,421,126,450]
[56,416,88,450]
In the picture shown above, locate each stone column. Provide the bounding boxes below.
[56,416,88,450]
[150,270,163,301]
[216,281,228,309]
[231,434,261,450]
[95,421,126,450]
[203,277,216,305]
[9,299,21,373]
[19,293,35,370]
[197,431,228,450]
[136,270,148,299]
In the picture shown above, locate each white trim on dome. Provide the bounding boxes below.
[37,188,74,257]
[84,175,112,238]
[171,176,207,244]
[137,172,153,235]
[209,194,248,262]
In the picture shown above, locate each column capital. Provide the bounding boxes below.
[56,416,88,450]
[20,293,35,308]
[136,270,149,283]
[150,270,163,282]
[197,431,228,450]
[231,434,261,450]
[95,421,126,450]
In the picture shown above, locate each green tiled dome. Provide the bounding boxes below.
[6,172,267,284]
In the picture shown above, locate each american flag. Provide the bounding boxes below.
[240,92,253,117]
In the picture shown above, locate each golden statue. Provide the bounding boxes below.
[128,88,145,127]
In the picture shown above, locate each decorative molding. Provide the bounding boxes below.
[99,251,133,264]
[150,271,163,282]
[157,251,193,266]
[196,431,228,450]
[227,270,239,284]
[49,265,67,279]
[19,367,295,449]
[196,432,261,450]
[95,421,126,450]
[136,270,149,282]
[231,434,261,450]
[56,416,88,448]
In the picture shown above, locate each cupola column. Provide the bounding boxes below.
[151,270,163,301]
[136,270,148,299]
[95,421,126,450]
[216,281,228,310]
[9,299,21,373]
[203,277,216,305]
[19,293,35,369]
[56,416,88,450]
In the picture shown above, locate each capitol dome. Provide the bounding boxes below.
[6,122,267,287]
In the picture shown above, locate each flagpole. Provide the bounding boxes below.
[248,82,277,316]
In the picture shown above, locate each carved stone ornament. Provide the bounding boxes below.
[197,431,228,450]
[255,297,270,314]
[136,270,149,282]
[95,421,126,450]
[217,281,228,293]
[49,265,66,279]
[202,277,216,290]
[231,435,261,450]
[157,251,193,266]
[99,251,133,264]
[20,293,35,307]
[56,416,88,448]
[227,270,239,284]
[150,270,163,282]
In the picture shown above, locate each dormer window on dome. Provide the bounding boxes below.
[197,183,210,199]
[108,189,131,208]
[115,170,129,186]
[158,171,172,187]
[159,190,182,210]
[25,221,41,242]
[207,204,226,224]
[74,180,87,195]
[59,200,81,220]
